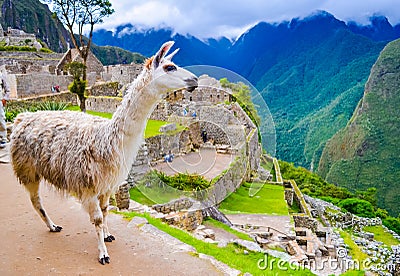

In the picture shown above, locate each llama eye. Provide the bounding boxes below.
[163,65,177,72]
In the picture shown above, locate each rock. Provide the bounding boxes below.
[197,225,206,230]
[203,229,215,240]
[127,216,148,228]
[233,239,262,253]
[243,250,249,255]
[255,236,270,245]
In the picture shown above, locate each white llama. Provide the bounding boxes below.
[10,41,198,264]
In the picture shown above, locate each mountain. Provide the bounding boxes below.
[318,39,400,216]
[348,15,400,41]
[242,13,387,169]
[93,12,395,169]
[0,0,145,65]
[0,0,71,52]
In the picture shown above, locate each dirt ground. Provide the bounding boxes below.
[0,163,221,276]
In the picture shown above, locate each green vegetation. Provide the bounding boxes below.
[91,45,145,65]
[129,187,156,206]
[220,78,261,125]
[155,171,211,192]
[318,39,400,217]
[279,159,400,235]
[5,101,69,122]
[255,28,385,169]
[219,182,288,215]
[340,230,369,266]
[0,45,37,52]
[0,0,70,52]
[65,62,87,112]
[203,218,253,241]
[338,198,375,218]
[363,225,400,246]
[116,211,312,275]
[144,119,186,138]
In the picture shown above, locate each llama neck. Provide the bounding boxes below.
[111,70,159,139]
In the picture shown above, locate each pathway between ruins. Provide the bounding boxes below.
[0,160,221,275]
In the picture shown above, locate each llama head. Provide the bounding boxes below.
[146,41,198,97]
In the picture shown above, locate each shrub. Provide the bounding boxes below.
[338,198,376,218]
[383,217,400,235]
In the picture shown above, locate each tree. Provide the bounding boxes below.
[47,0,114,111]
[220,78,261,125]
[65,61,87,112]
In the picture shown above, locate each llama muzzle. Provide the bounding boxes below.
[185,77,198,92]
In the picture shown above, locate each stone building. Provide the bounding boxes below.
[56,48,104,86]
[0,24,41,50]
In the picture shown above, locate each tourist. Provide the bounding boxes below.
[0,74,9,148]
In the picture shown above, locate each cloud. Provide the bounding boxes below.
[96,0,400,39]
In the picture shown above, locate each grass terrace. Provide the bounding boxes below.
[219,182,289,215]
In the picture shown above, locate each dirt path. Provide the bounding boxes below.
[0,163,221,276]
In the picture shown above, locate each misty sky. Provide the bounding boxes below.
[97,0,400,39]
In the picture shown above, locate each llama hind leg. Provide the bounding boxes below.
[99,194,115,242]
[24,181,62,232]
[85,197,110,265]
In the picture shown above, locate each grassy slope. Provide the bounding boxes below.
[256,29,385,169]
[219,182,288,216]
[318,39,400,216]
[363,225,400,246]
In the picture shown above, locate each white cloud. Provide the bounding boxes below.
[95,0,400,38]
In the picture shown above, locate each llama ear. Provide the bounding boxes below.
[165,48,179,60]
[153,41,175,69]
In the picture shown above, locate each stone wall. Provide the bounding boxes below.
[293,214,318,232]
[199,105,246,148]
[102,64,142,86]
[88,82,120,97]
[6,91,77,110]
[10,73,73,99]
[86,96,122,113]
[205,142,248,206]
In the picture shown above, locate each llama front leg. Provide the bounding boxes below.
[99,193,115,242]
[85,197,110,265]
[24,180,62,232]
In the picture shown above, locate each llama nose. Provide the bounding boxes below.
[185,77,198,92]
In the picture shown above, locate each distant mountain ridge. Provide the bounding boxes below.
[93,11,398,170]
[318,39,400,216]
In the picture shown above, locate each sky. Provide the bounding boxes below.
[96,0,400,39]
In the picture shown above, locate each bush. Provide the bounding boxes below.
[383,217,400,235]
[39,48,53,53]
[338,198,376,218]
[155,171,211,192]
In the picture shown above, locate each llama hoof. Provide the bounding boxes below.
[104,235,115,242]
[50,225,63,232]
[99,255,110,265]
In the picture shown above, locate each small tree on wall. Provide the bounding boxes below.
[47,0,114,87]
[65,61,87,112]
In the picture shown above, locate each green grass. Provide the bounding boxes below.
[219,182,289,215]
[363,225,400,246]
[129,186,183,205]
[144,119,186,138]
[203,218,253,241]
[116,211,312,275]
[339,230,369,268]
